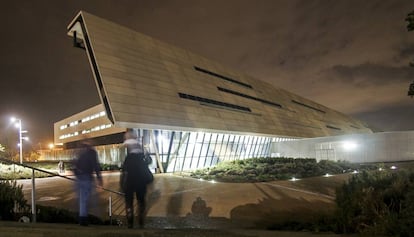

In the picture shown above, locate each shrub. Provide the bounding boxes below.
[36,205,104,224]
[0,180,28,220]
[37,205,78,223]
[101,164,120,171]
[335,169,414,235]
[190,157,376,183]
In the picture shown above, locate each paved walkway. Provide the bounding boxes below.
[15,172,353,232]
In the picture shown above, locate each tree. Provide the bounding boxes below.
[406,10,414,97]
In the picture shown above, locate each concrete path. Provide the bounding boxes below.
[17,172,351,230]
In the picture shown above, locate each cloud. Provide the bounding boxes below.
[324,63,414,87]
[352,103,414,131]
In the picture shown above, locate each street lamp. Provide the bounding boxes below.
[49,143,55,160]
[10,117,29,164]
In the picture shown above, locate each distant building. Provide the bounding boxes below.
[54,11,374,172]
[54,104,125,149]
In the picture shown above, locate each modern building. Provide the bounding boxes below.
[271,131,414,163]
[54,11,375,172]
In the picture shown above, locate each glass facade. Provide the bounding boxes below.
[45,129,277,173]
[147,130,273,173]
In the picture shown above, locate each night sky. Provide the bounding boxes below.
[1,0,414,148]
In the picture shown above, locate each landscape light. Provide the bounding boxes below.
[324,173,332,177]
[290,177,299,181]
[390,166,397,170]
[343,141,357,151]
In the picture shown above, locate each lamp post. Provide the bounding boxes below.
[11,117,28,164]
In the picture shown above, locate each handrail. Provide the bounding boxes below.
[0,157,126,224]
[0,157,124,196]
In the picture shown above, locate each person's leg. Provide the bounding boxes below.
[124,187,134,228]
[136,184,147,227]
[78,179,92,226]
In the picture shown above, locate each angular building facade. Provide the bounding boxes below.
[54,11,373,172]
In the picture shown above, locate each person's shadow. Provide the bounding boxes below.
[187,196,212,219]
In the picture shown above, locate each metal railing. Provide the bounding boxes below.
[0,157,126,223]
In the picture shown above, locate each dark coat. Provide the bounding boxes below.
[120,153,153,191]
[73,145,102,181]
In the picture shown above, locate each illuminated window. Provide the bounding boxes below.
[69,121,78,127]
[82,116,90,122]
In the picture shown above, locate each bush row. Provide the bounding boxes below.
[190,157,379,182]
[0,164,55,180]
[0,162,121,180]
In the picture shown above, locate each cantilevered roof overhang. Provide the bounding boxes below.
[67,11,372,138]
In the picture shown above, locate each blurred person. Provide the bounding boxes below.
[58,160,65,173]
[73,140,103,226]
[120,130,153,228]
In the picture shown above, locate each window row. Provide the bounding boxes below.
[291,100,326,113]
[60,111,106,130]
[217,87,282,108]
[178,92,252,112]
[194,66,253,89]
[59,123,112,140]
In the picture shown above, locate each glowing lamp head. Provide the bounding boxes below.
[343,141,357,151]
